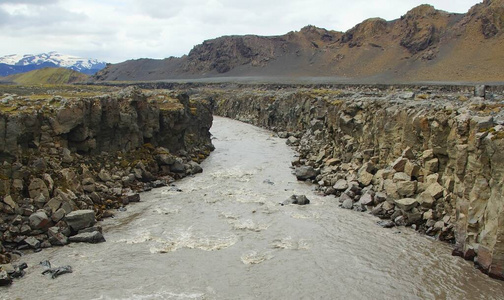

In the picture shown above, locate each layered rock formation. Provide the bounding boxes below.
[212,84,504,279]
[0,88,214,263]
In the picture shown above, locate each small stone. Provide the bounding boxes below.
[98,169,112,182]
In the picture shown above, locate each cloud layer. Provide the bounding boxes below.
[0,0,482,63]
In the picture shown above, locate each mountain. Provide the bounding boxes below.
[93,0,504,83]
[0,51,107,76]
[2,67,89,85]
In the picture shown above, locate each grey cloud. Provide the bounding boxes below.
[0,0,59,4]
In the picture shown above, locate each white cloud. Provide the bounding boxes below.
[0,0,482,63]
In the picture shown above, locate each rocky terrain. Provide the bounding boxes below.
[93,0,504,83]
[196,83,504,280]
[0,86,214,277]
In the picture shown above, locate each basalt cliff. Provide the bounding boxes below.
[93,0,504,83]
[202,83,504,280]
[0,87,214,266]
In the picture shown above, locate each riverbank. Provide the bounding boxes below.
[0,86,214,273]
[200,84,504,280]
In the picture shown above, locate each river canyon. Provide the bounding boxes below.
[3,116,504,300]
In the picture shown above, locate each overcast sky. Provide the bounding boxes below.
[0,0,482,63]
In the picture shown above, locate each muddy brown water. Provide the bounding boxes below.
[3,117,504,300]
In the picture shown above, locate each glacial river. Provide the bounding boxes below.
[4,117,504,300]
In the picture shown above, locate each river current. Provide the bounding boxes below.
[3,117,504,300]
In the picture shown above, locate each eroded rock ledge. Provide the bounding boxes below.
[0,87,214,263]
[212,85,504,280]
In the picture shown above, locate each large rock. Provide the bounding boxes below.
[29,211,51,229]
[295,166,318,181]
[68,231,106,244]
[394,198,419,211]
[0,270,12,286]
[65,210,96,231]
[28,178,50,200]
[333,179,348,190]
[397,181,417,197]
[48,227,69,246]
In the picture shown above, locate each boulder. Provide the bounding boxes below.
[281,195,310,205]
[396,181,417,197]
[392,158,407,172]
[333,179,348,191]
[48,227,68,246]
[418,192,435,208]
[68,231,106,244]
[29,211,51,229]
[359,193,374,206]
[425,182,444,199]
[342,199,354,209]
[286,136,299,146]
[65,210,96,231]
[0,270,12,286]
[358,171,373,186]
[394,198,419,211]
[24,236,41,249]
[28,178,50,200]
[295,166,318,181]
[424,158,439,174]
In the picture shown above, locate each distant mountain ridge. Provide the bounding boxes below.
[2,67,89,85]
[0,51,107,76]
[93,0,504,83]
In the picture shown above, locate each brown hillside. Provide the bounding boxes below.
[93,0,504,83]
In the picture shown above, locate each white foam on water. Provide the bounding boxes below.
[152,207,180,215]
[271,237,312,250]
[209,167,256,182]
[240,250,274,265]
[92,290,207,300]
[148,227,238,253]
[228,219,269,232]
[289,211,320,219]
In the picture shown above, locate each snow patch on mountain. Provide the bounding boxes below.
[0,51,107,75]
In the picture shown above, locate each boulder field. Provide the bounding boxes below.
[212,84,504,280]
[0,87,214,265]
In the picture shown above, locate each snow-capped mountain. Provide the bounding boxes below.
[0,51,107,76]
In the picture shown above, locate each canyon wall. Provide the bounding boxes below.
[0,88,214,262]
[213,85,504,279]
